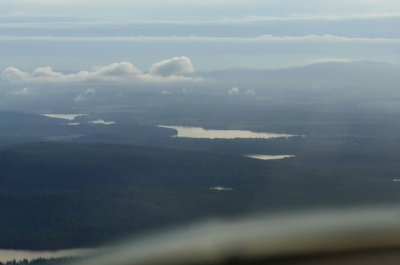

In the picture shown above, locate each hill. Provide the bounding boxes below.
[1,142,400,249]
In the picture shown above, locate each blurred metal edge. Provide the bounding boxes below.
[72,206,400,265]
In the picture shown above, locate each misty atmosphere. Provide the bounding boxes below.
[0,0,400,263]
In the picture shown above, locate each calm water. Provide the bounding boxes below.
[42,115,116,125]
[0,248,99,262]
[90,119,116,125]
[246,155,296,160]
[41,114,86,121]
[158,125,296,139]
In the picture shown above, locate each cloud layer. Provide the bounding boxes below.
[11,86,31,95]
[1,34,399,43]
[2,56,199,83]
[2,12,399,30]
[75,88,95,101]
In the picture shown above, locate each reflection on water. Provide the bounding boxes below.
[41,114,86,121]
[158,125,296,139]
[0,248,99,262]
[90,119,116,125]
[209,186,234,191]
[246,155,296,160]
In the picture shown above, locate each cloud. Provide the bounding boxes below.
[11,87,31,95]
[1,12,400,30]
[75,88,95,102]
[228,86,240,95]
[308,58,353,64]
[221,12,400,23]
[244,89,256,95]
[2,67,29,80]
[149,56,194,77]
[1,34,399,43]
[2,57,200,83]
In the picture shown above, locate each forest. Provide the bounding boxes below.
[1,140,400,249]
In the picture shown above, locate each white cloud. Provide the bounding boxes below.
[75,88,95,102]
[244,89,256,95]
[228,86,240,95]
[225,12,400,22]
[308,58,353,64]
[149,56,194,77]
[2,67,29,80]
[1,12,400,29]
[11,87,31,95]
[161,90,171,95]
[2,57,200,83]
[1,34,399,43]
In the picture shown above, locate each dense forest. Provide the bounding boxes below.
[1,140,400,249]
[1,96,400,250]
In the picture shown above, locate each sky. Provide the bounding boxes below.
[0,0,399,79]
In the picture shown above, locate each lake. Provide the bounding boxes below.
[246,155,296,160]
[158,125,296,139]
[41,114,86,121]
[90,119,116,125]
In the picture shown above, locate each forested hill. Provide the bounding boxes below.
[1,142,400,250]
[0,142,282,249]
[0,142,274,190]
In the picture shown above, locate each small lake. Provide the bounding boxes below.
[90,119,116,125]
[158,125,296,139]
[0,248,99,262]
[246,155,296,160]
[41,114,86,121]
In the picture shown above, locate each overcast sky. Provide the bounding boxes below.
[0,0,399,75]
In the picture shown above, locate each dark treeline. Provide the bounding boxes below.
[0,257,78,265]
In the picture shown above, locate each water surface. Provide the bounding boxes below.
[41,114,86,121]
[158,125,296,139]
[90,119,116,125]
[246,155,296,160]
